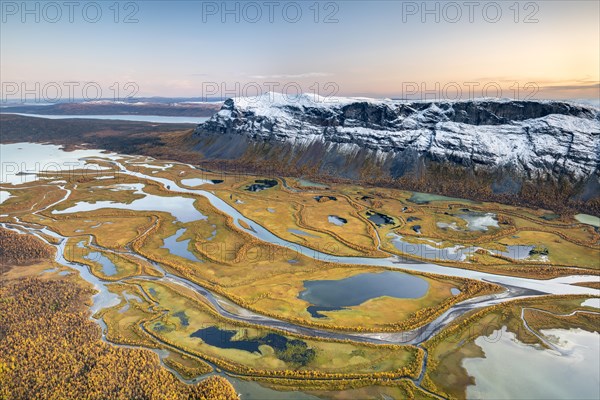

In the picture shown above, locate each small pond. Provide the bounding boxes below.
[246,179,278,192]
[366,211,394,227]
[494,245,534,260]
[328,215,347,226]
[173,311,190,327]
[437,212,498,232]
[84,251,118,276]
[575,213,600,228]
[131,163,173,171]
[458,212,499,231]
[314,195,337,202]
[581,298,600,309]
[191,327,307,356]
[541,213,560,221]
[181,178,213,187]
[162,228,203,263]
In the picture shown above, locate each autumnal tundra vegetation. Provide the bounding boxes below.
[0,267,238,399]
[0,227,55,266]
[0,144,598,399]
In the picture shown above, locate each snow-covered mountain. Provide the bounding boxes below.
[194,93,599,183]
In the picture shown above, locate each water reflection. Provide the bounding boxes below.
[299,271,429,318]
[464,327,600,400]
[327,215,347,226]
[53,183,207,223]
[389,234,473,262]
[162,228,203,263]
[84,251,118,276]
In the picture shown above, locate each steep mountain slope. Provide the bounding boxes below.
[194,93,599,183]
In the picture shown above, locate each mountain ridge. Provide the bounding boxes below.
[194,93,600,183]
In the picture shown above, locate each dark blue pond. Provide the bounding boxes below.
[190,327,314,366]
[246,179,278,192]
[173,311,189,327]
[328,215,347,226]
[366,211,394,226]
[191,326,262,352]
[299,271,429,318]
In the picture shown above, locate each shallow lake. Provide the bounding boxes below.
[4,112,209,124]
[0,142,114,185]
[162,228,203,263]
[464,327,600,400]
[299,271,429,317]
[53,183,206,223]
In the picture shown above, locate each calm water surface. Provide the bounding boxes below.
[4,113,209,124]
[464,327,600,400]
[162,228,203,262]
[299,271,429,309]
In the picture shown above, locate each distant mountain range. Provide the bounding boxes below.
[0,100,221,117]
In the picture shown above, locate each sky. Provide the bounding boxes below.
[1,0,599,101]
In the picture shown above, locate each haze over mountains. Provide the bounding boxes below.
[0,100,221,117]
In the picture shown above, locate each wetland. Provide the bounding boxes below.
[1,142,599,400]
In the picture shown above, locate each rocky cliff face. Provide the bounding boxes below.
[193,93,600,185]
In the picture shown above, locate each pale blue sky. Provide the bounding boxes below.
[1,0,598,100]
